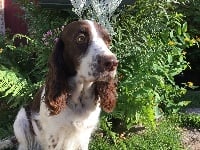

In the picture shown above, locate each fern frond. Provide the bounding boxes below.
[12,34,34,45]
[0,65,40,107]
[0,66,28,96]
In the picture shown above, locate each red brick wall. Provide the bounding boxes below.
[4,0,27,34]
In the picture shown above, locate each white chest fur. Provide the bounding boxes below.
[33,99,101,150]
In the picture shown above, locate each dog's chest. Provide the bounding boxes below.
[37,102,101,149]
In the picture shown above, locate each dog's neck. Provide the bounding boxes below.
[68,76,96,109]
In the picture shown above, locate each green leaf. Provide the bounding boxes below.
[182,22,187,33]
[177,24,182,35]
[177,101,191,107]
[170,30,174,39]
[167,55,173,63]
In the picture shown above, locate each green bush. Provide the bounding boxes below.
[171,113,200,129]
[110,0,197,129]
[176,0,200,37]
[0,3,78,106]
[176,0,200,73]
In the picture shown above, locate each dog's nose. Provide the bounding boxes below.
[97,55,118,72]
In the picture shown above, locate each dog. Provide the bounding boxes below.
[13,20,118,150]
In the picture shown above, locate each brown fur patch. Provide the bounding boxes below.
[95,79,117,112]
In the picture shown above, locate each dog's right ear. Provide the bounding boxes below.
[95,79,117,113]
[45,38,68,115]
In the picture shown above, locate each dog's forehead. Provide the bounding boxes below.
[61,20,110,41]
[85,20,99,39]
[61,20,90,36]
[85,20,111,41]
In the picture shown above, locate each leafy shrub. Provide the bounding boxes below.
[110,0,195,128]
[0,3,78,107]
[0,101,15,139]
[171,113,200,129]
[176,0,200,75]
[0,34,37,106]
[176,0,200,37]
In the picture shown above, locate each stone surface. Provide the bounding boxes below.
[182,128,200,150]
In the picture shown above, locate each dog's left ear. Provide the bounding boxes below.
[94,79,117,112]
[45,38,68,115]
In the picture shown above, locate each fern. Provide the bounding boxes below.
[0,65,41,107]
[0,66,27,96]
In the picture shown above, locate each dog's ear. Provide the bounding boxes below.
[95,79,117,113]
[45,38,69,115]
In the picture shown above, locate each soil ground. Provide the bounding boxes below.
[182,108,200,150]
[182,128,200,150]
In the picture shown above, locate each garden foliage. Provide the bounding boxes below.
[176,0,200,73]
[0,4,77,107]
[0,0,198,144]
[90,120,183,150]
[110,0,197,128]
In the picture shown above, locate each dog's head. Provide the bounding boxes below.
[46,20,118,114]
[59,20,118,82]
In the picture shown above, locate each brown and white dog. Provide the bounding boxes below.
[13,20,118,150]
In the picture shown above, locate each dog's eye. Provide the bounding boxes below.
[76,34,86,44]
